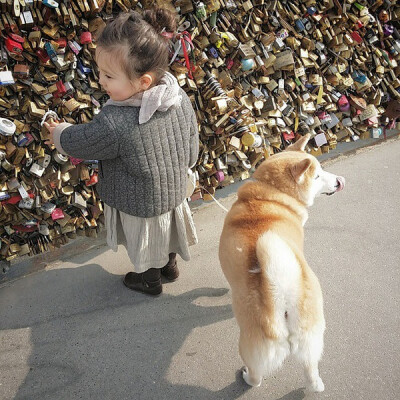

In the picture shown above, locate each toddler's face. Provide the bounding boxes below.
[96,48,143,101]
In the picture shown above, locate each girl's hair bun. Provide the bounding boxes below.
[143,7,177,34]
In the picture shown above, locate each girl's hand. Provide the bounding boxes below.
[43,120,60,146]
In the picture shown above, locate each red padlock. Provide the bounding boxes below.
[56,38,67,48]
[1,192,34,205]
[23,133,34,146]
[12,224,38,233]
[51,208,65,221]
[85,172,98,186]
[54,80,67,98]
[80,32,92,45]
[70,157,84,165]
[351,31,363,44]
[282,131,295,141]
[8,33,25,44]
[338,95,350,112]
[226,58,234,70]
[355,20,364,29]
[36,48,50,63]
[5,37,23,54]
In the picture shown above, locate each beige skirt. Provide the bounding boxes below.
[104,201,198,273]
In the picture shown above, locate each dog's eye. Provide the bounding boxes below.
[315,175,320,180]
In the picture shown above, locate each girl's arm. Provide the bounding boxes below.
[189,110,199,168]
[49,110,119,160]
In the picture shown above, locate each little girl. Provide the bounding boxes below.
[45,8,199,296]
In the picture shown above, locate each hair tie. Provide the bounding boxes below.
[160,28,175,40]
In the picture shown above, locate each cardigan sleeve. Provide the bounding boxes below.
[188,109,199,168]
[53,110,120,160]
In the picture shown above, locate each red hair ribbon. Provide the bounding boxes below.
[161,31,175,40]
[178,31,195,79]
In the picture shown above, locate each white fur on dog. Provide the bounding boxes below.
[241,232,325,392]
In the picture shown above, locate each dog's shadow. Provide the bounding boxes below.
[0,263,260,400]
[276,388,306,400]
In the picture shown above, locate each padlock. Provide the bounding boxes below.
[80,32,92,45]
[0,70,15,85]
[338,95,350,112]
[0,118,16,136]
[0,0,399,264]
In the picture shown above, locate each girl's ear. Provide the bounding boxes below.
[139,73,154,90]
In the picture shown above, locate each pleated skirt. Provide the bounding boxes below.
[104,200,198,273]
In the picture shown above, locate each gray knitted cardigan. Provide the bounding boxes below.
[54,89,199,217]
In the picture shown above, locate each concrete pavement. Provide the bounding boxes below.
[0,138,399,400]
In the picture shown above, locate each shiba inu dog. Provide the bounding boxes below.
[219,134,345,392]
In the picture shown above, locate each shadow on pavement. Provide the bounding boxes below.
[0,263,258,400]
[276,388,306,400]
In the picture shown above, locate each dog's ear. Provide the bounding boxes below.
[290,158,312,183]
[286,134,310,152]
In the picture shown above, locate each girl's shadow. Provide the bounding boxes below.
[1,263,256,400]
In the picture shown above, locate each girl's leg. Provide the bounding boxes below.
[123,268,162,296]
[161,253,179,281]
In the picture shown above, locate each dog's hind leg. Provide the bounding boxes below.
[295,330,325,392]
[239,331,264,387]
[239,330,290,387]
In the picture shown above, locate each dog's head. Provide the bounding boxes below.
[252,134,345,206]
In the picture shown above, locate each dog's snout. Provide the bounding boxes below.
[335,176,345,192]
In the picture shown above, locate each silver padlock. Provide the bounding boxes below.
[319,53,327,64]
[18,185,30,200]
[305,116,315,126]
[39,223,50,235]
[0,117,16,136]
[29,163,46,177]
[342,118,353,127]
[53,151,68,164]
[241,159,252,170]
[19,198,34,209]
[41,202,57,214]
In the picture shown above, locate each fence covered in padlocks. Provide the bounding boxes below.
[0,0,400,267]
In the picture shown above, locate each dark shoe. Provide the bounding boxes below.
[123,268,162,296]
[161,254,179,282]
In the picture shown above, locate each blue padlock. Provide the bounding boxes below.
[77,60,92,74]
[305,83,316,90]
[353,71,367,84]
[44,42,57,59]
[43,0,59,8]
[17,134,29,147]
[307,6,317,15]
[0,191,10,201]
[241,58,255,71]
[295,19,305,32]
[209,47,218,58]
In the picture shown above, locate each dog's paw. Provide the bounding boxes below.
[242,367,262,387]
[306,377,325,393]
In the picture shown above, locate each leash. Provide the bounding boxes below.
[199,186,229,213]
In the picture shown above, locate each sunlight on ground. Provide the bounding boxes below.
[0,328,32,399]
